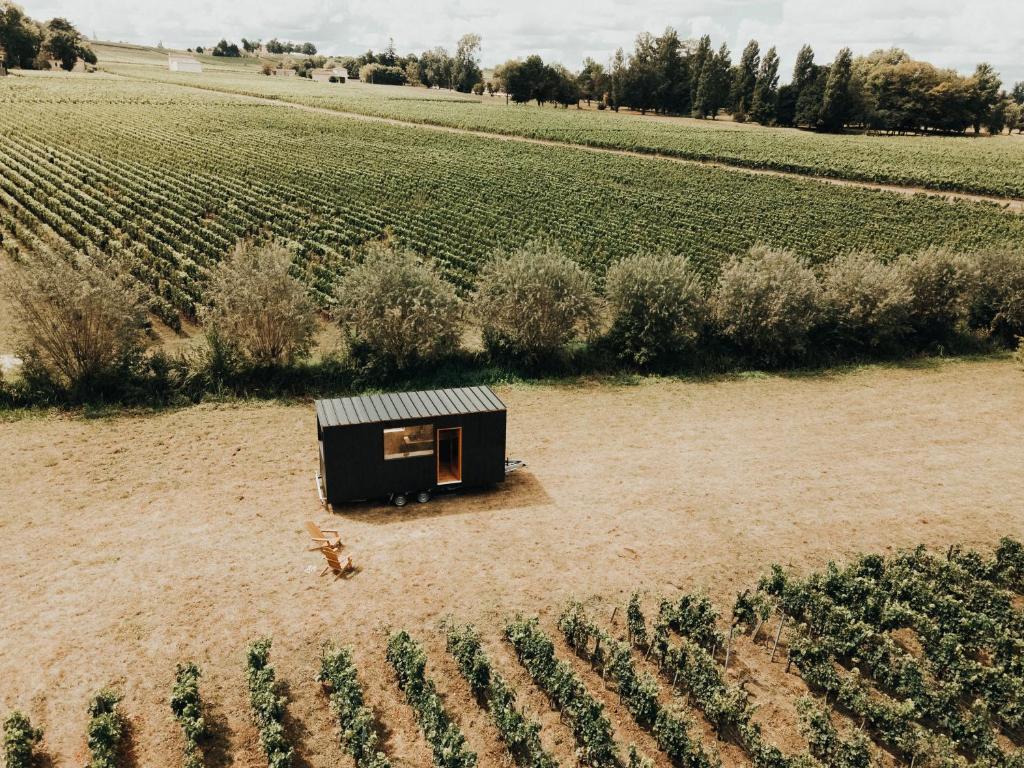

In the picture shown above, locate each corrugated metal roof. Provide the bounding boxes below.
[316,386,506,427]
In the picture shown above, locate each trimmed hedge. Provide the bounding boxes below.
[318,644,393,768]
[3,711,43,768]
[86,690,124,768]
[446,623,558,768]
[4,245,1023,409]
[245,638,294,768]
[170,663,207,768]
[386,631,477,768]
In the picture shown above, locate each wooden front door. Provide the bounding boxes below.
[436,427,462,484]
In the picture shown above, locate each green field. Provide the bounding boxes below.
[99,46,1024,200]
[1,70,1023,328]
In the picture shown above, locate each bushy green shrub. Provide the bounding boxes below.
[895,247,968,343]
[474,241,600,367]
[446,624,556,768]
[334,243,462,371]
[245,638,294,768]
[605,252,707,367]
[87,690,124,768]
[820,252,912,350]
[318,645,392,768]
[796,697,872,768]
[171,663,206,768]
[504,617,617,766]
[711,245,823,365]
[386,631,477,768]
[961,248,1024,344]
[2,251,149,399]
[202,240,318,367]
[3,710,43,768]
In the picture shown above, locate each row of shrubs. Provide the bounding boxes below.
[3,691,126,768]
[3,711,43,768]
[385,630,478,768]
[557,600,718,768]
[503,616,619,766]
[171,663,207,768]
[245,638,294,768]
[86,690,126,768]
[317,644,393,768]
[628,597,797,768]
[2,239,1022,407]
[445,623,558,768]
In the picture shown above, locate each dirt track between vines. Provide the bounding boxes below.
[143,75,1024,213]
[2,357,1023,766]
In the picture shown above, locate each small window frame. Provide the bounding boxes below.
[383,424,435,460]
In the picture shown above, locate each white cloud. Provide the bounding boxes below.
[23,0,1024,83]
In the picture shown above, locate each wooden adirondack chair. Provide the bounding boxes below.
[306,521,342,551]
[316,545,354,577]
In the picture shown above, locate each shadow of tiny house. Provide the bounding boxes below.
[316,386,511,507]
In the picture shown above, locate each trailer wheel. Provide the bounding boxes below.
[393,494,408,507]
[416,491,431,504]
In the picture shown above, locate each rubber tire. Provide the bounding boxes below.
[393,494,408,507]
[416,491,431,504]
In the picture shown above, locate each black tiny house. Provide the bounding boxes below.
[315,386,508,506]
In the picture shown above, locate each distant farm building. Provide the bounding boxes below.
[271,67,296,77]
[311,67,347,83]
[44,58,87,72]
[168,55,202,73]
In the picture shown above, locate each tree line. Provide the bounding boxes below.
[2,238,1022,408]
[490,31,1023,134]
[338,34,484,92]
[0,2,95,70]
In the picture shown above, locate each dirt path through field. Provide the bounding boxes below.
[2,357,1022,766]
[130,75,1024,213]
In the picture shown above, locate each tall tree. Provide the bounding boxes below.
[821,47,854,131]
[1012,82,1024,105]
[791,44,816,95]
[503,54,552,106]
[985,94,1010,135]
[692,55,714,118]
[0,2,43,68]
[653,27,687,114]
[576,57,607,105]
[42,17,95,69]
[750,45,780,123]
[624,31,659,114]
[609,47,627,111]
[688,34,712,114]
[795,65,828,127]
[730,39,760,113]
[418,47,453,89]
[969,62,1002,134]
[453,33,482,93]
[379,37,397,66]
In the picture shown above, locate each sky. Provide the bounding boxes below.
[22,0,1024,85]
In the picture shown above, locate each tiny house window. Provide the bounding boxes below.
[383,424,434,460]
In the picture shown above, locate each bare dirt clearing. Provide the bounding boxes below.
[1,358,1022,766]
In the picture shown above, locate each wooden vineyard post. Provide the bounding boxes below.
[770,614,786,661]
[724,625,735,672]
[752,614,765,643]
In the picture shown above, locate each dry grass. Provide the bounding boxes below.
[1,357,1022,766]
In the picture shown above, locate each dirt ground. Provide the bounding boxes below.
[1,357,1022,767]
